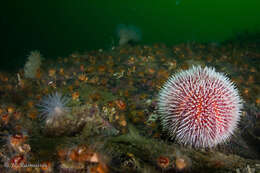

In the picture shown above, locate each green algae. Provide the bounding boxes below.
[78,84,118,104]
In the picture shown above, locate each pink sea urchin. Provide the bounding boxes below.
[158,66,242,148]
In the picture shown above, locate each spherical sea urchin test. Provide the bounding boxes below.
[158,66,243,148]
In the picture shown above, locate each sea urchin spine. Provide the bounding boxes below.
[158,66,242,148]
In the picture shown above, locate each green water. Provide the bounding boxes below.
[1,0,259,71]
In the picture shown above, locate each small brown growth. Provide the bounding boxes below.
[72,92,80,100]
[256,98,260,106]
[78,74,88,82]
[48,69,56,77]
[41,161,52,171]
[13,111,22,120]
[7,106,15,114]
[59,68,65,75]
[90,93,101,102]
[9,155,26,171]
[115,100,126,110]
[80,64,85,72]
[98,65,106,73]
[27,101,34,108]
[28,110,37,119]
[157,156,170,169]
[1,113,9,124]
[90,163,108,173]
[57,149,68,161]
[176,158,187,170]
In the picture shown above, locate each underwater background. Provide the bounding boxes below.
[1,0,260,71]
[0,1,260,173]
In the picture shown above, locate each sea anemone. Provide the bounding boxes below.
[116,24,141,46]
[24,50,43,79]
[37,92,70,125]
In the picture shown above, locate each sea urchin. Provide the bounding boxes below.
[158,66,242,148]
